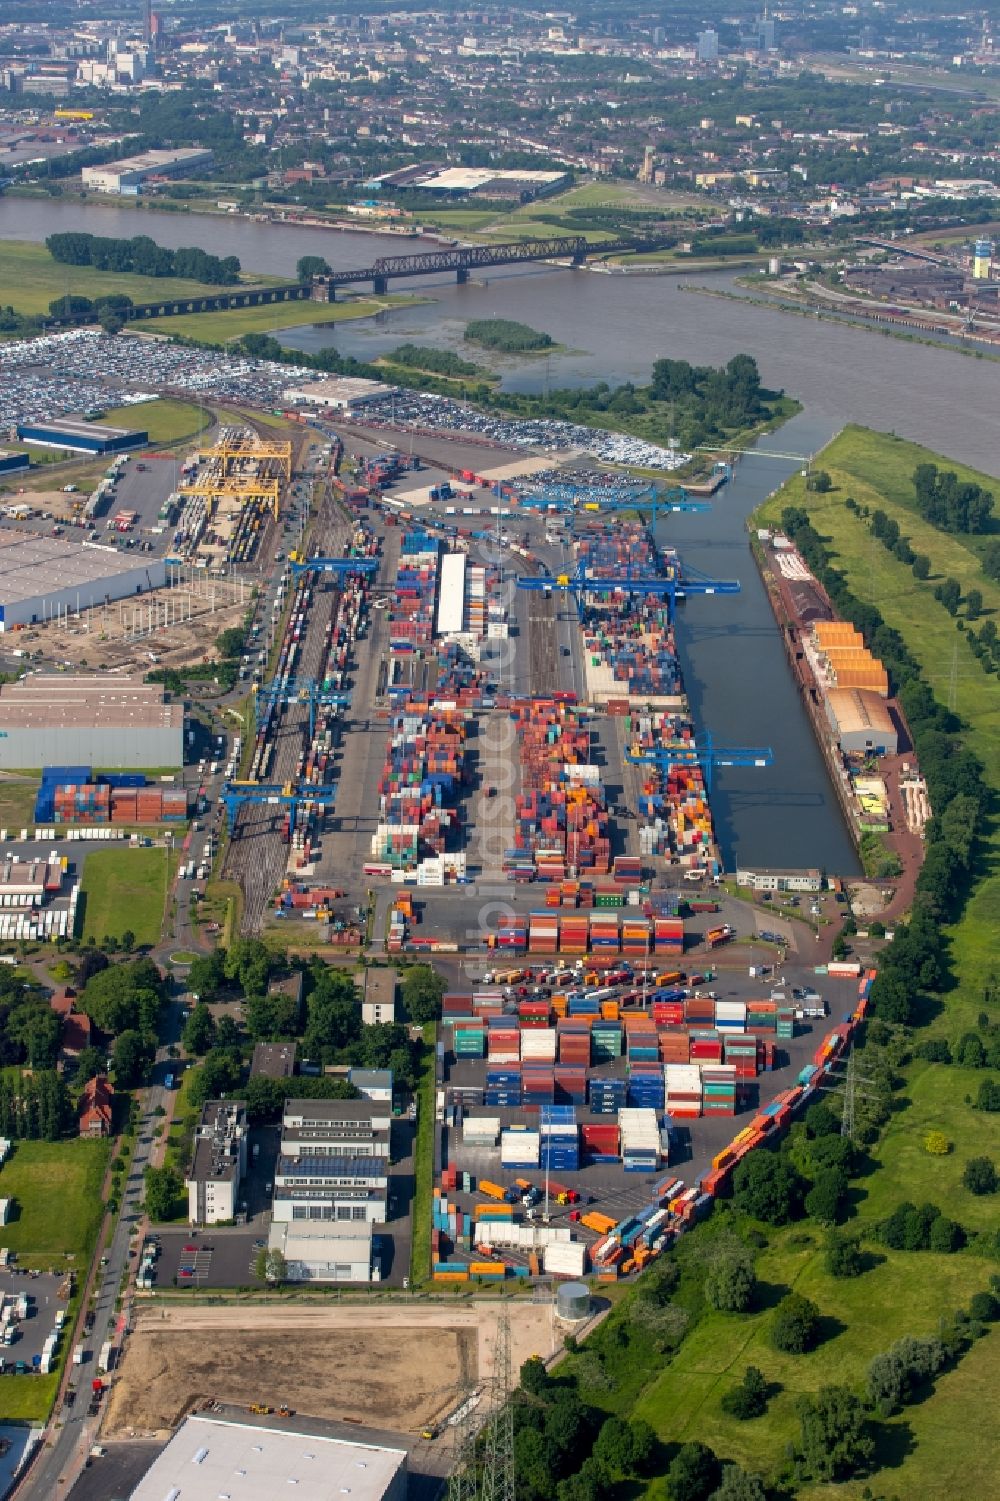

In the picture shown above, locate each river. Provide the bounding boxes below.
[10,197,1000,873]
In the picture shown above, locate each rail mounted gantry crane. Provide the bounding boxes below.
[197,437,292,481]
[514,482,709,534]
[516,561,740,622]
[221,780,338,837]
[179,475,282,520]
[254,676,351,739]
[626,730,773,794]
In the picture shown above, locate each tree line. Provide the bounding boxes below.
[913,462,994,535]
[45,232,241,286]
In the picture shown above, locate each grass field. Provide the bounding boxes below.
[78,846,175,947]
[0,238,273,319]
[0,1138,109,1262]
[0,775,41,833]
[100,398,212,445]
[130,294,409,344]
[409,1023,437,1286]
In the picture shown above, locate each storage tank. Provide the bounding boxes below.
[555,1281,592,1323]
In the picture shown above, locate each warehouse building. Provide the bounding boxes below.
[0,532,166,631]
[0,451,29,477]
[15,418,146,454]
[825,687,899,756]
[0,675,182,769]
[268,1218,381,1282]
[187,1101,248,1225]
[128,1412,407,1501]
[282,377,395,411]
[81,146,214,194]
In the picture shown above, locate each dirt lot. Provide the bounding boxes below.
[104,1302,558,1438]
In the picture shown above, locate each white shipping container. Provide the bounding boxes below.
[474,1223,572,1248]
[543,1241,588,1278]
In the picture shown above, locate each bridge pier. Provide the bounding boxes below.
[373,276,388,295]
[456,267,469,285]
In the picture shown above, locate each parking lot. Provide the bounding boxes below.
[0,329,327,435]
[0,1268,71,1375]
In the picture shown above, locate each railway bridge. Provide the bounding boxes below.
[311,235,589,297]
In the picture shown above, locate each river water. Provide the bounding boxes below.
[9,198,1000,871]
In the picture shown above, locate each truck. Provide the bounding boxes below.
[706,925,733,948]
[98,1341,114,1374]
[73,1343,86,1366]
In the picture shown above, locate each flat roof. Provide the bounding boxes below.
[437,550,466,635]
[128,1412,405,1501]
[19,418,141,441]
[363,970,397,1005]
[0,674,182,731]
[251,1041,297,1079]
[284,377,393,404]
[89,147,212,173]
[188,1100,245,1185]
[0,534,163,608]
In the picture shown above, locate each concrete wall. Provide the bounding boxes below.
[0,724,182,770]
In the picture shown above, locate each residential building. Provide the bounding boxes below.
[78,1075,113,1137]
[186,1101,248,1225]
[250,1041,297,1079]
[360,968,396,1026]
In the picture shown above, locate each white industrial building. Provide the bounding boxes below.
[186,1101,248,1225]
[268,1219,380,1283]
[272,1154,388,1225]
[282,377,396,411]
[127,1413,407,1501]
[280,1099,391,1159]
[436,550,466,636]
[82,147,214,194]
[0,532,167,630]
[0,675,183,770]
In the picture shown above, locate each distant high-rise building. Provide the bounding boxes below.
[639,145,656,184]
[973,238,993,279]
[697,28,719,61]
[653,26,664,48]
[757,9,776,50]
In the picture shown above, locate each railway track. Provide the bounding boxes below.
[222,484,354,934]
[527,584,559,696]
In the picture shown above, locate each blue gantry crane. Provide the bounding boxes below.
[221,781,338,836]
[626,730,773,795]
[254,677,351,739]
[585,489,711,530]
[517,561,739,622]
[289,555,379,578]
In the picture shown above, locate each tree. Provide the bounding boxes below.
[966,588,983,620]
[182,1001,216,1056]
[929,1214,964,1253]
[923,1130,952,1155]
[770,1293,821,1354]
[807,469,832,492]
[112,1028,155,1088]
[223,938,273,998]
[962,1156,998,1195]
[144,1164,182,1221]
[401,964,445,1023]
[866,1335,947,1415]
[976,1077,1000,1111]
[708,1467,768,1501]
[795,1385,874,1482]
[73,1045,106,1087]
[216,626,245,659]
[297,254,332,280]
[520,1355,551,1397]
[80,957,163,1035]
[592,1416,637,1479]
[48,294,94,318]
[720,1366,768,1421]
[954,1031,986,1068]
[189,1046,243,1106]
[824,1232,865,1279]
[733,1149,805,1225]
[934,577,962,615]
[703,1239,757,1313]
[667,1441,721,1501]
[969,1291,1000,1322]
[99,309,124,335]
[804,1166,848,1226]
[187,950,228,1002]
[245,992,298,1042]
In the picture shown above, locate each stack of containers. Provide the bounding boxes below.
[659,1030,690,1065]
[521,1027,557,1063]
[589,911,620,953]
[715,1000,748,1033]
[723,1035,758,1079]
[53,782,110,824]
[485,1067,521,1107]
[521,1061,555,1107]
[560,912,590,954]
[581,1122,620,1161]
[454,1021,486,1058]
[625,1013,658,1063]
[557,1019,591,1067]
[495,914,527,953]
[588,1077,627,1115]
[389,533,439,649]
[591,1018,622,1062]
[519,1000,551,1028]
[619,1108,661,1173]
[653,915,684,954]
[665,1063,703,1119]
[689,1029,724,1064]
[685,995,716,1027]
[652,996,685,1028]
[701,1065,738,1115]
[540,1105,580,1171]
[554,1063,587,1105]
[501,1127,540,1168]
[487,1016,520,1064]
[747,998,778,1034]
[615,857,644,888]
[528,912,559,955]
[776,1007,796,1041]
[627,1062,665,1111]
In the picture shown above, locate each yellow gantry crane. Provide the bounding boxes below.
[179,475,282,520]
[197,437,292,481]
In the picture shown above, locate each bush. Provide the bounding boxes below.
[666,1441,721,1501]
[824,1231,865,1279]
[969,1290,999,1322]
[770,1293,821,1354]
[915,1037,952,1063]
[962,1156,998,1195]
[923,1130,952,1155]
[732,1148,805,1225]
[702,1239,757,1313]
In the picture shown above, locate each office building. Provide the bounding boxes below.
[697,28,719,61]
[186,1101,248,1225]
